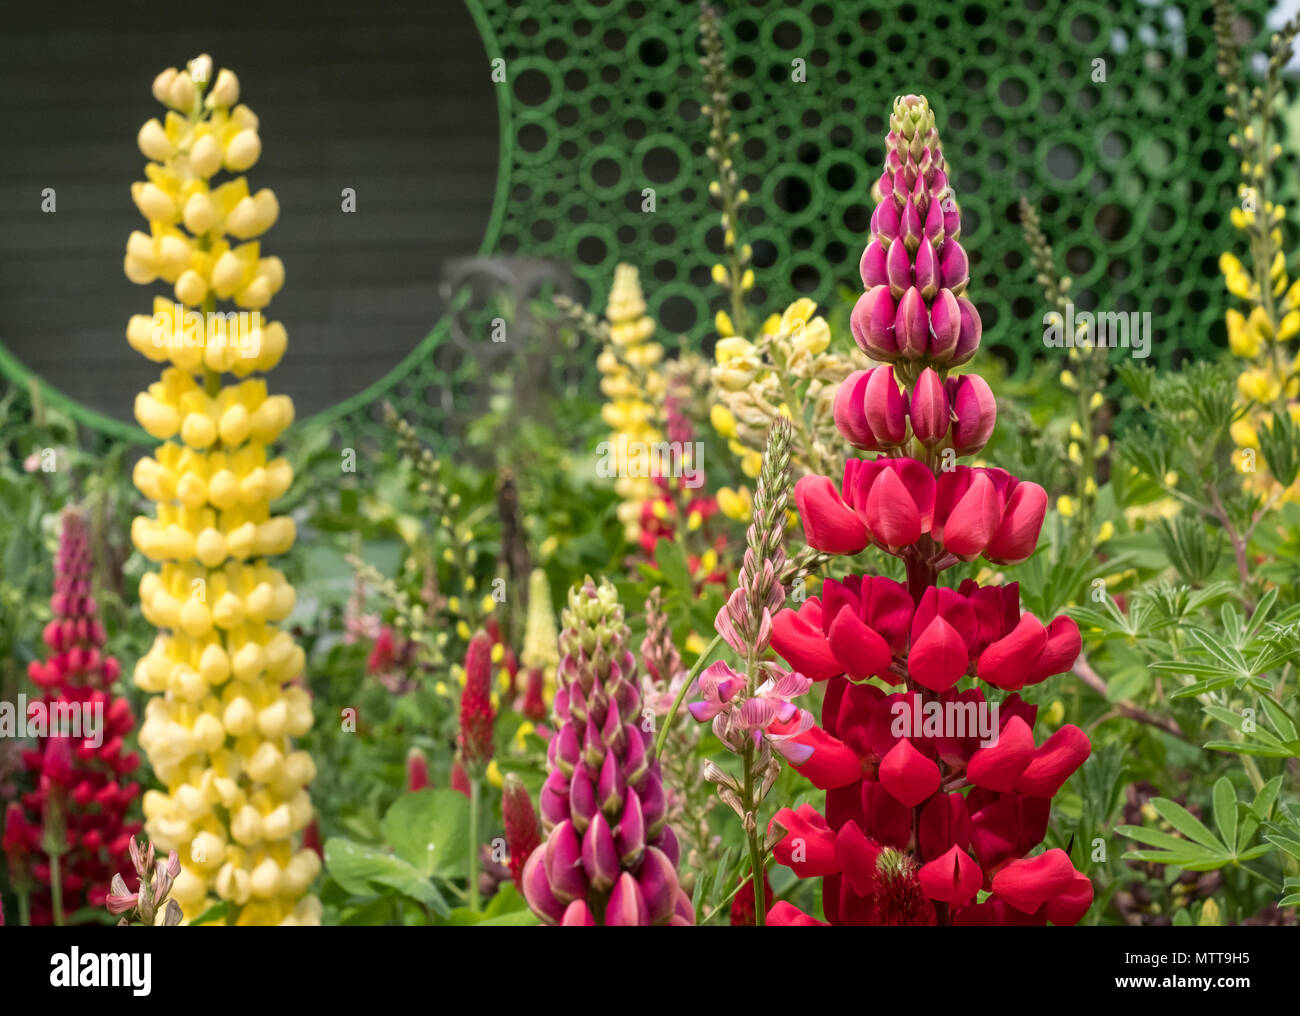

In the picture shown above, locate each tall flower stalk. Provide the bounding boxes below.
[596,264,667,548]
[17,508,141,925]
[1214,2,1300,509]
[522,578,694,925]
[700,2,753,340]
[689,415,810,925]
[458,632,496,911]
[1020,196,1111,549]
[767,95,1093,926]
[124,56,318,925]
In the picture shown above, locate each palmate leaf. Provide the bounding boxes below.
[1185,626,1249,673]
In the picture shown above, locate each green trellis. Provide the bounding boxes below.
[0,0,1282,450]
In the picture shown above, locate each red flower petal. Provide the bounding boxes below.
[864,466,922,549]
[966,715,1035,792]
[976,612,1048,690]
[1029,615,1081,684]
[796,474,869,555]
[1015,724,1090,797]
[941,471,1002,559]
[770,804,840,877]
[985,480,1047,564]
[1044,870,1094,926]
[918,844,982,905]
[834,819,883,897]
[908,615,970,692]
[771,602,843,681]
[827,605,894,680]
[767,900,828,926]
[878,737,940,808]
[990,848,1077,915]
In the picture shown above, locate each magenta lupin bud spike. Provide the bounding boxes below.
[622,728,649,785]
[852,285,898,359]
[952,298,983,366]
[852,94,978,372]
[540,769,570,828]
[873,199,900,246]
[656,824,681,869]
[523,577,693,926]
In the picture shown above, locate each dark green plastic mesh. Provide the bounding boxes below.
[4,0,1283,449]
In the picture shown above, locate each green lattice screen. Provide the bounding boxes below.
[483,0,1273,361]
[2,0,1281,450]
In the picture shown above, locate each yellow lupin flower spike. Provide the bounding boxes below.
[125,56,318,927]
[600,264,666,544]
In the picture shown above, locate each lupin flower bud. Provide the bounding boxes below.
[909,368,950,447]
[851,95,981,369]
[947,374,997,456]
[522,578,693,926]
[124,59,318,927]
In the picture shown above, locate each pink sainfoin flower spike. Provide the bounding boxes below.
[522,577,694,926]
[766,95,1092,927]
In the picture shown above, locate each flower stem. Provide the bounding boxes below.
[468,776,481,912]
[745,817,766,927]
[17,887,30,927]
[654,632,723,759]
[49,852,64,927]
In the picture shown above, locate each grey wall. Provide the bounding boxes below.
[0,0,501,422]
